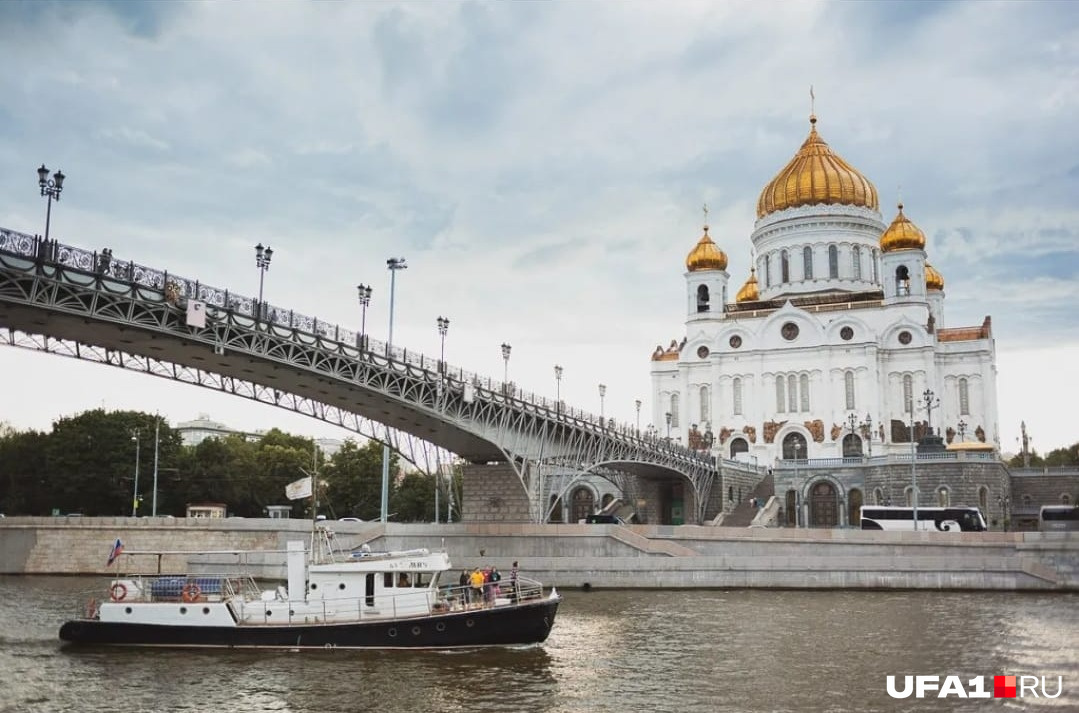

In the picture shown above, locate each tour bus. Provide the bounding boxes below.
[859,506,987,532]
[1038,505,1079,532]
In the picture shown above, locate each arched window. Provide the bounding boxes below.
[696,284,710,313]
[828,245,839,278]
[732,377,743,415]
[788,375,797,413]
[937,487,950,507]
[781,250,790,283]
[978,487,988,514]
[903,374,913,415]
[803,246,813,280]
[571,487,595,523]
[842,433,863,457]
[874,487,886,506]
[845,370,856,410]
[782,432,808,460]
[872,249,879,283]
[905,486,917,507]
[852,246,862,280]
[958,378,970,416]
[699,385,710,423]
[1062,493,1072,505]
[764,255,772,287]
[776,376,785,413]
[799,374,810,412]
[729,438,748,458]
[670,393,680,427]
[896,265,910,296]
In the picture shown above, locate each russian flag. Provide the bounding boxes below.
[106,538,124,566]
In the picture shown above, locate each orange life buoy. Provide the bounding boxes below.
[109,582,127,602]
[181,582,202,603]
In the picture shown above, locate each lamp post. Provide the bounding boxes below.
[599,384,607,423]
[255,243,274,319]
[665,412,672,441]
[356,284,373,350]
[437,316,449,374]
[997,493,1011,532]
[909,402,918,524]
[845,412,859,457]
[151,416,161,516]
[922,389,941,436]
[957,419,968,442]
[635,399,642,433]
[859,413,874,457]
[501,343,511,394]
[381,257,408,524]
[793,440,802,527]
[131,429,141,517]
[554,365,563,411]
[37,164,65,242]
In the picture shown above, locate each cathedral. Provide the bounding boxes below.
[650,111,1002,525]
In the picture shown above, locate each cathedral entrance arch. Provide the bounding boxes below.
[842,433,863,458]
[729,437,748,458]
[808,481,838,528]
[782,432,808,460]
[570,486,595,523]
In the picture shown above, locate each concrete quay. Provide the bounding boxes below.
[1,516,1076,592]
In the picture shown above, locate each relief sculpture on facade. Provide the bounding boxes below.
[830,423,843,442]
[763,420,786,444]
[804,419,825,443]
[945,426,955,444]
[975,425,986,443]
[742,425,757,444]
[719,426,732,444]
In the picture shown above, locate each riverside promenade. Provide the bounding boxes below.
[1,516,1076,591]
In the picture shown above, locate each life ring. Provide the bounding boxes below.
[109,582,127,602]
[181,582,202,603]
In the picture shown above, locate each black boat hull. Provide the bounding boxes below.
[59,598,559,649]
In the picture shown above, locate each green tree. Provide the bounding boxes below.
[0,428,48,515]
[323,439,393,520]
[393,471,436,522]
[1043,442,1079,467]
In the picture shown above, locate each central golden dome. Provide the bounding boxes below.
[756,116,879,218]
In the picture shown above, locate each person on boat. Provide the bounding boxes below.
[510,561,519,602]
[490,567,502,598]
[459,569,470,605]
[469,568,485,608]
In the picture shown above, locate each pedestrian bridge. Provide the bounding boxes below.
[0,227,757,523]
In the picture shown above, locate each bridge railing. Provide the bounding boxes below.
[2,228,716,467]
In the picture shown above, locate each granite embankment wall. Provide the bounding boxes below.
[1,516,1077,591]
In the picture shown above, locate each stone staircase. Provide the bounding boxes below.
[715,471,775,527]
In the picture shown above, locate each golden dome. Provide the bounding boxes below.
[925,262,944,291]
[685,226,728,272]
[880,203,927,252]
[756,115,879,218]
[735,267,759,302]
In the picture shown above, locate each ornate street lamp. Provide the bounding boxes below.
[859,413,874,457]
[599,384,607,422]
[957,419,968,441]
[131,429,141,517]
[255,243,274,319]
[356,284,373,350]
[37,164,65,242]
[665,411,672,441]
[501,343,511,394]
[380,256,407,524]
[635,399,642,432]
[436,316,450,374]
[554,364,563,412]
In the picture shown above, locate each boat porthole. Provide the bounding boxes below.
[179,607,188,615]
[202,607,210,615]
[436,622,446,632]
[411,626,421,636]
[310,583,318,590]
[388,627,397,637]
[266,610,272,617]
[338,583,346,590]
[289,610,295,616]
[466,619,475,628]
[125,607,133,615]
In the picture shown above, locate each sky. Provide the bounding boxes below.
[1,0,1077,456]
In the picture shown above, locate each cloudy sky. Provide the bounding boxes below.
[1,1,1077,455]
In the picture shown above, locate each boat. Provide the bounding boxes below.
[58,529,560,649]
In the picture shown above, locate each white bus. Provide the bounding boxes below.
[859,506,987,532]
[1038,505,1079,532]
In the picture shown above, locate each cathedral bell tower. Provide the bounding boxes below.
[880,203,929,305]
[684,219,729,319]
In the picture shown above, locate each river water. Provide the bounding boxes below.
[1,576,1076,713]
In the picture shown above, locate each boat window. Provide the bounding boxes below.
[413,573,431,588]
[396,573,412,588]
[365,573,375,607]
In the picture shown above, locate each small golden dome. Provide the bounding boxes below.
[685,226,728,272]
[735,267,759,302]
[756,115,879,219]
[925,262,944,291]
[880,203,927,252]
